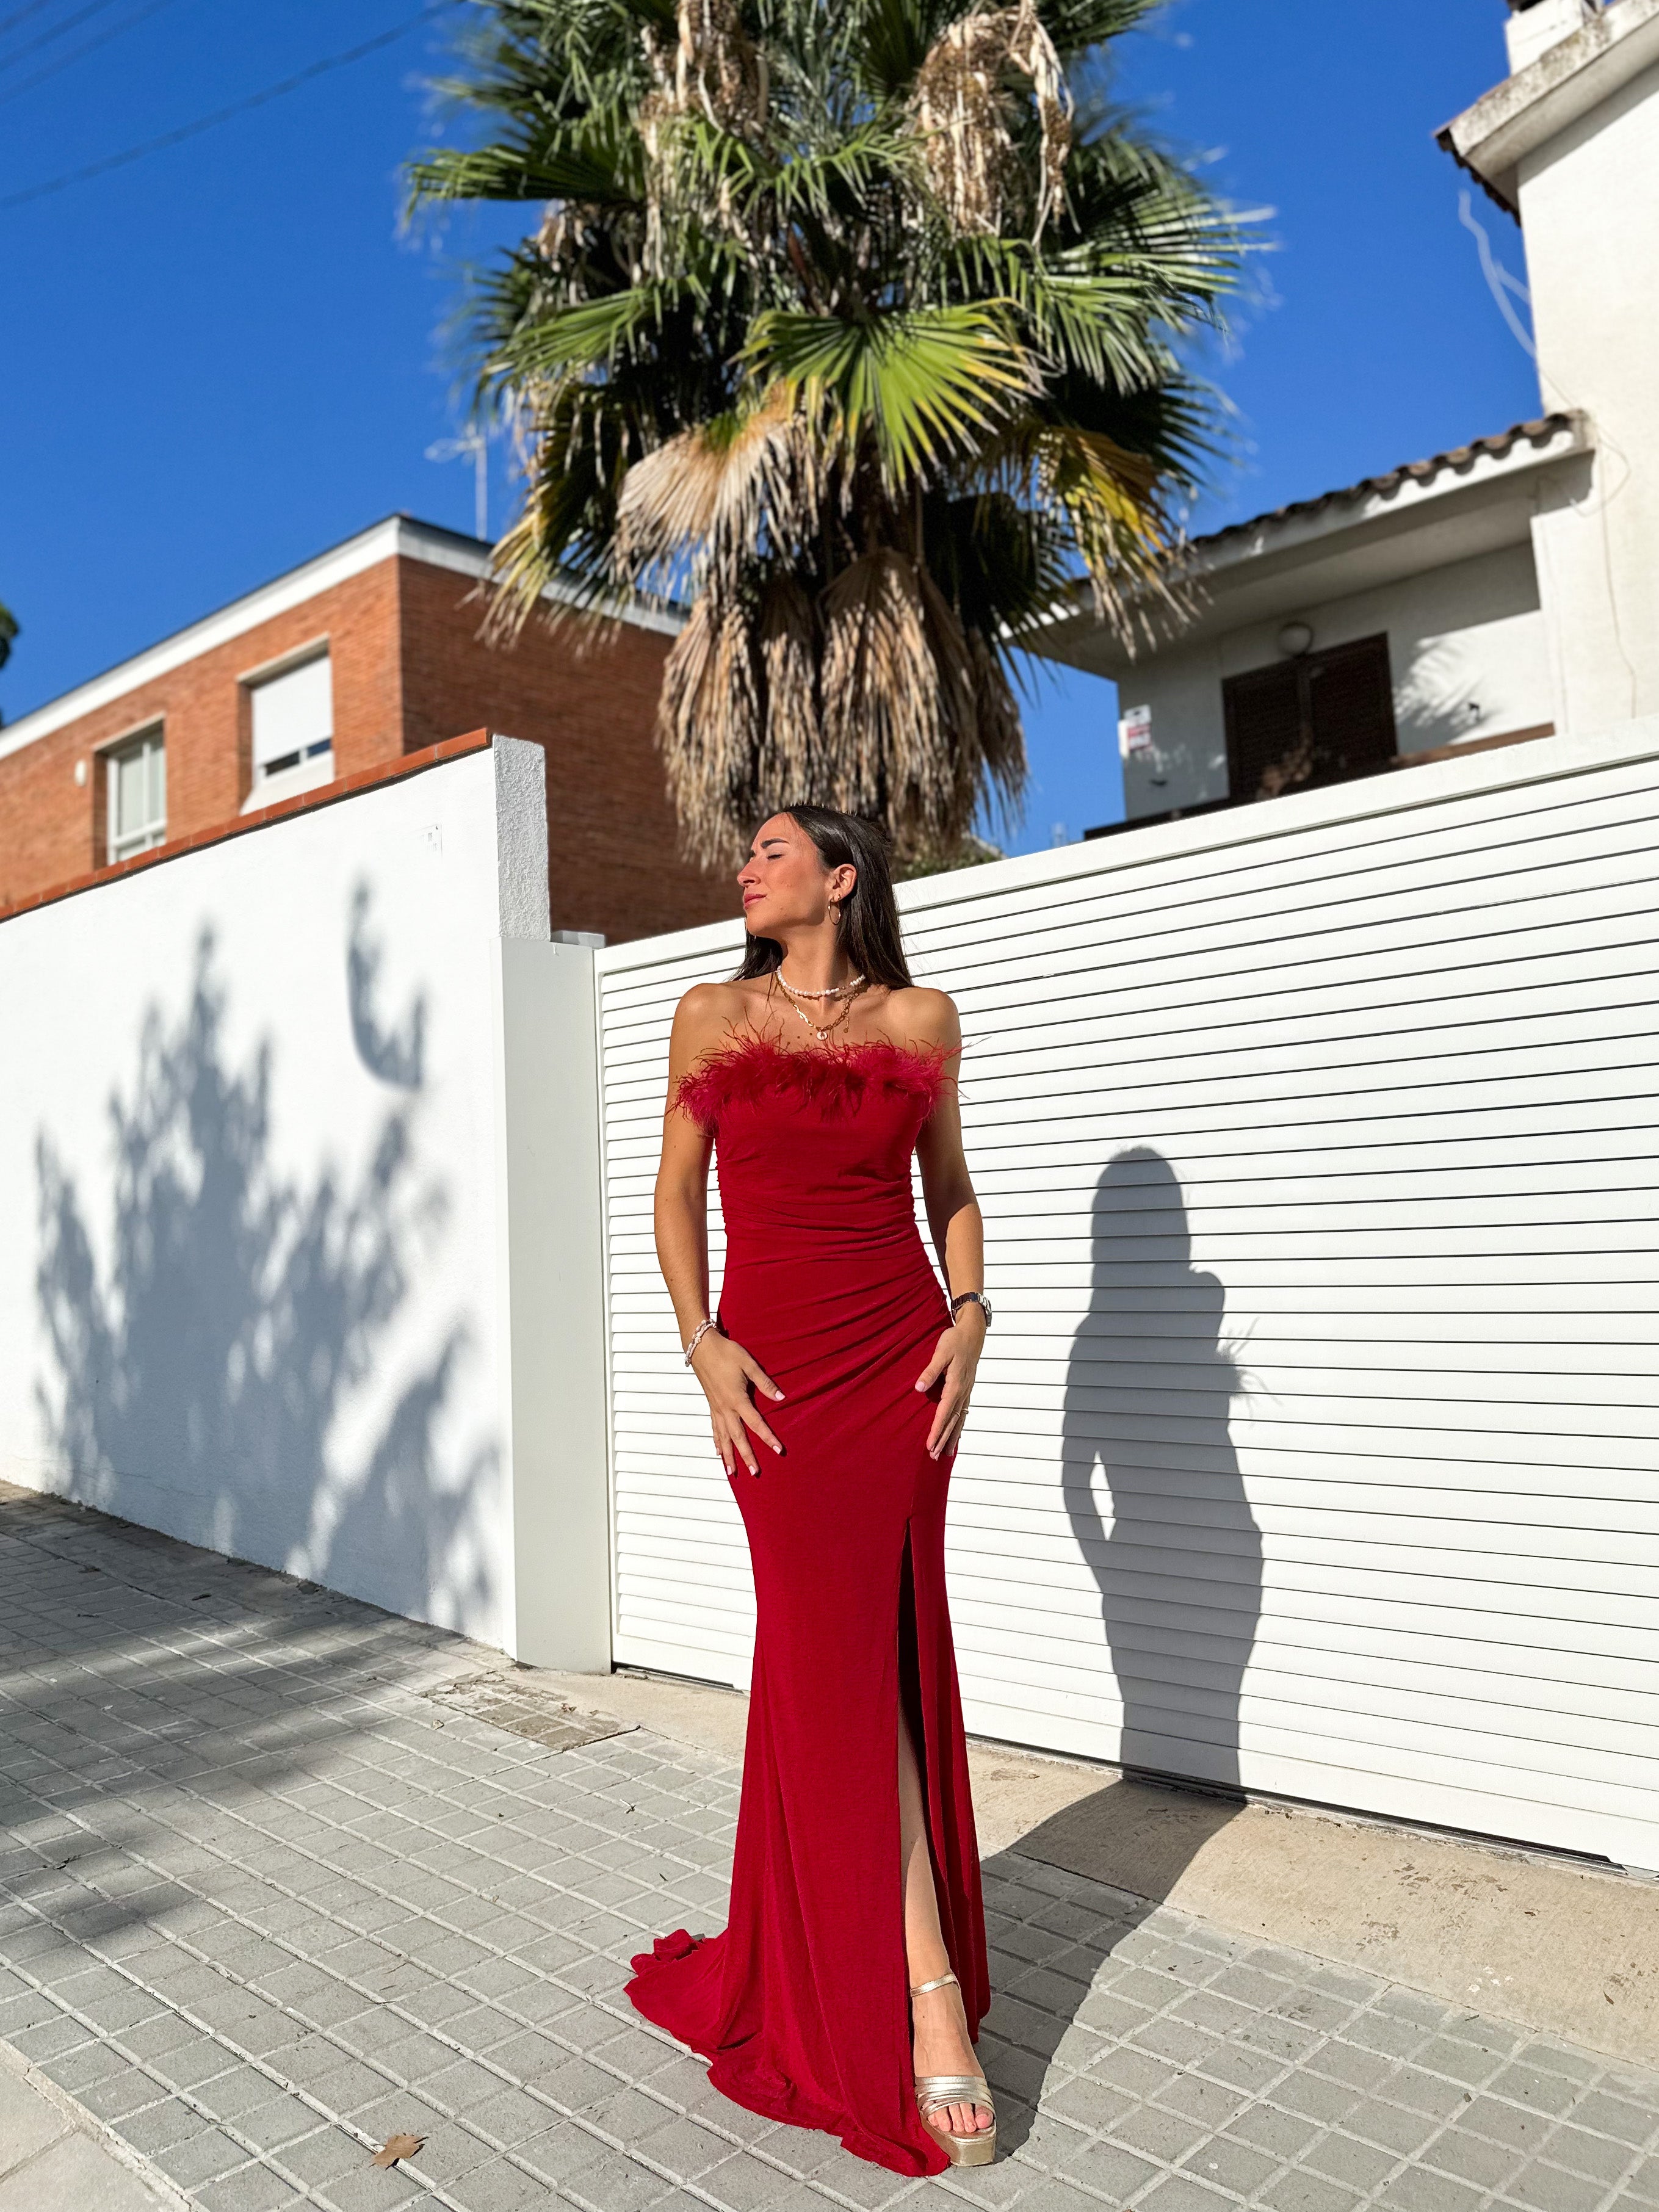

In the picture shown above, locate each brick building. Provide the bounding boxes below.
[0,516,739,944]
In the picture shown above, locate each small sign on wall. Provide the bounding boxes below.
[1119,704,1153,759]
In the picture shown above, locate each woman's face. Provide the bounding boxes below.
[737,814,855,936]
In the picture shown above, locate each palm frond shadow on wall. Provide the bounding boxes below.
[32,892,498,1633]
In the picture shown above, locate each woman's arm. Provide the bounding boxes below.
[909,992,988,1459]
[655,985,786,1478]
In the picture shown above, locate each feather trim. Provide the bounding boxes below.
[671,1033,959,1133]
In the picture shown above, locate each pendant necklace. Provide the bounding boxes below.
[768,970,867,1044]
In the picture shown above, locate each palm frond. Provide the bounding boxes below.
[746,304,1032,481]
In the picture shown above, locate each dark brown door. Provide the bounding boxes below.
[1223,633,1398,803]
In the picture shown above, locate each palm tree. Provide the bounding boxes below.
[0,598,16,729]
[411,0,1243,870]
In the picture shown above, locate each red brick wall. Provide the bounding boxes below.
[0,548,740,942]
[0,563,403,912]
[394,560,739,944]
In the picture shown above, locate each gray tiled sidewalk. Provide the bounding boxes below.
[2,1487,1658,2212]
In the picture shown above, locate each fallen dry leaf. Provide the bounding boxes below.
[372,2133,425,2168]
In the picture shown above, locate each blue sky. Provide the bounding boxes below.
[0,0,1542,853]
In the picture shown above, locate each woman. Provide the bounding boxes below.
[625,806,996,2176]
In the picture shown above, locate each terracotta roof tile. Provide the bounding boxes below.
[1188,413,1577,555]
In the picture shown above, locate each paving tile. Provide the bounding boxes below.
[1503,2161,1618,2212]
[1365,2166,1484,2212]
[1486,2061,1592,2117]
[154,2122,250,2188]
[1227,2103,1323,2163]
[1575,2092,1659,2149]
[447,2155,552,2211]
[632,2114,734,2178]
[1256,2169,1362,2212]
[115,2093,214,2158]
[194,2165,304,2212]
[563,2142,676,2210]
[1182,2131,1281,2198]
[1344,2094,1448,2158]
[1039,2072,1133,2133]
[1105,2097,1212,2165]
[1420,2122,1527,2192]
[5,1491,1659,2212]
[1547,2120,1643,2185]
[1134,2178,1235,2211]
[1298,2128,1401,2194]
[1048,2135,1162,2200]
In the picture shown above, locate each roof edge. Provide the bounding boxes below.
[1437,0,1659,214]
[0,516,681,766]
[1033,413,1588,674]
[1176,411,1584,564]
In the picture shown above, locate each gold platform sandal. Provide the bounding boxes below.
[909,1970,997,2167]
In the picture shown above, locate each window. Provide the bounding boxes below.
[1223,634,1398,804]
[249,651,333,795]
[106,726,166,862]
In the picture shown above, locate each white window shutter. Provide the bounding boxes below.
[251,654,333,775]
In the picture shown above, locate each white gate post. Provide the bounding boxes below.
[496,931,612,1671]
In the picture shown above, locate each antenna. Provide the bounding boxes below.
[425,425,490,540]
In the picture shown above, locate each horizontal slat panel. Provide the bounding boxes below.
[595,729,1659,1867]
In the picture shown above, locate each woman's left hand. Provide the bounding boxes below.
[914,1310,985,1460]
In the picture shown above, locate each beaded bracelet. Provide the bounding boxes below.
[684,1317,717,1367]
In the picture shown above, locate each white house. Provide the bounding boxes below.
[1038,0,1659,829]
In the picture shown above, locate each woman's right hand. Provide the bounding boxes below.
[690,1329,785,1476]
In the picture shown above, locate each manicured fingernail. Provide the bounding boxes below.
[773,1388,785,1398]
[773,1444,782,1455]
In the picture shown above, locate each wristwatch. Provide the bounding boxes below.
[950,1291,992,1329]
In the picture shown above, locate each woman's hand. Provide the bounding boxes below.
[690,1330,786,1477]
[914,1309,985,1460]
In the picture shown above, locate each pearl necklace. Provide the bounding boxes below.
[767,972,868,1042]
[775,968,866,1000]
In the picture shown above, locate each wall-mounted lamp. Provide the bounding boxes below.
[1277,620,1315,658]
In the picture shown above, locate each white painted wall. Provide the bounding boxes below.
[0,740,610,1668]
[1118,543,1553,820]
[598,715,1659,1873]
[1522,51,1659,734]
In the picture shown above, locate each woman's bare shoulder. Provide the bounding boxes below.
[671,980,761,1055]
[884,985,961,1048]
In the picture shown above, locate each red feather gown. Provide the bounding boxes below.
[624,1034,989,2178]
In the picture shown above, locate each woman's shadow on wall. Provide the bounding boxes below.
[981,1149,1264,2139]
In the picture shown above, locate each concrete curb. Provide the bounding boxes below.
[0,2038,186,2210]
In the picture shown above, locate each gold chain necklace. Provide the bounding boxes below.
[768,971,867,1044]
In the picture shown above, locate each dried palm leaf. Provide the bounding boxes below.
[756,574,822,806]
[912,0,1072,242]
[821,549,958,853]
[658,595,763,867]
[613,392,829,601]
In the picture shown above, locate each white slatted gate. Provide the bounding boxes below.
[594,720,1659,1872]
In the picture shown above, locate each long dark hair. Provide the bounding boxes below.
[734,806,914,991]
